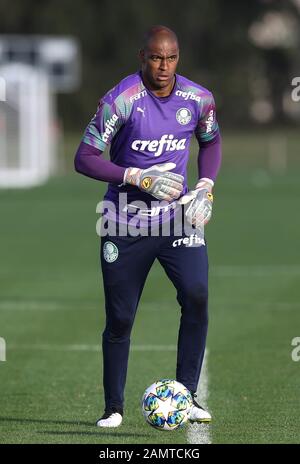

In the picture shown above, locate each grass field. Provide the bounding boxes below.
[0,131,300,444]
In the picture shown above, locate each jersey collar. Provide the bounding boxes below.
[139,71,178,102]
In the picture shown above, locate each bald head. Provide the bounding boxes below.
[139,26,180,96]
[141,25,179,51]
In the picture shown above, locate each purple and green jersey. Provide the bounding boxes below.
[77,71,221,223]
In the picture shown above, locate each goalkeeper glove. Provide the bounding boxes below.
[123,162,184,201]
[178,178,214,227]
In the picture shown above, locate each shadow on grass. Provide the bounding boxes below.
[37,430,149,438]
[0,417,149,439]
[0,417,92,427]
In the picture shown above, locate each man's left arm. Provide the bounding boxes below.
[179,93,222,227]
[197,132,222,188]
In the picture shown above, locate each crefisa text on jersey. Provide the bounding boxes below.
[175,89,201,102]
[131,134,187,157]
[101,114,119,143]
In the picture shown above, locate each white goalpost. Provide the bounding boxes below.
[0,63,54,187]
[0,35,80,188]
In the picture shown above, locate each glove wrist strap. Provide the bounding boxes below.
[196,177,214,190]
[123,167,141,186]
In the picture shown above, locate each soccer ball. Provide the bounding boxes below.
[141,379,193,431]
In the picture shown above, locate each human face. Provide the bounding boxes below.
[140,37,179,97]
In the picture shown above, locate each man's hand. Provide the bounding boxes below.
[124,162,184,201]
[178,179,214,228]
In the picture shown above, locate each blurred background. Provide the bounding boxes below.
[0,0,300,444]
[0,0,300,183]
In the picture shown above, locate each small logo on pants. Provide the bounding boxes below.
[103,241,119,263]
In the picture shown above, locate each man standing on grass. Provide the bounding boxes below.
[75,25,221,427]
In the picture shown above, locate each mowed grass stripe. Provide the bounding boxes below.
[1,150,300,443]
[1,299,299,311]
[8,344,177,352]
[187,350,211,445]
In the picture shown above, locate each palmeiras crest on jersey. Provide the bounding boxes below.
[103,241,119,263]
[176,108,192,125]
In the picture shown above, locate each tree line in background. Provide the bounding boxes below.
[0,0,299,130]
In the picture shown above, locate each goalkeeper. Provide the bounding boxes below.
[74,25,222,428]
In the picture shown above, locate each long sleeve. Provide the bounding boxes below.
[197,133,222,182]
[194,90,222,183]
[74,141,126,184]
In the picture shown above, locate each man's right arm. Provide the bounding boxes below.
[74,96,184,199]
[74,141,126,184]
[74,95,127,184]
[74,143,184,201]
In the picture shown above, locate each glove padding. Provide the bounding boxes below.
[124,163,184,201]
[178,186,213,228]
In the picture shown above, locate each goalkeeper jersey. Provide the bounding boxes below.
[83,71,220,224]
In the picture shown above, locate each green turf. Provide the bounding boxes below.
[0,131,300,443]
